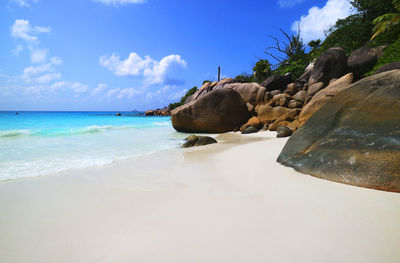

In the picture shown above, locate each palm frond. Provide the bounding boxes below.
[373,13,398,24]
[394,0,400,13]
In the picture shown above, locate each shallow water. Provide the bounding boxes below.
[0,111,184,181]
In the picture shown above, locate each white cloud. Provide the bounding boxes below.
[93,0,145,5]
[13,45,24,54]
[278,0,305,8]
[22,57,62,84]
[91,83,107,95]
[117,87,141,99]
[11,19,50,43]
[30,49,48,64]
[11,0,39,8]
[100,52,187,86]
[146,85,186,101]
[107,88,120,97]
[292,0,354,43]
[71,82,89,93]
[50,81,69,91]
[35,73,62,84]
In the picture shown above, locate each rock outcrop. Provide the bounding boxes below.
[347,46,383,78]
[278,70,400,193]
[171,89,249,133]
[308,47,347,86]
[299,73,353,124]
[261,74,293,92]
[145,107,170,116]
[221,83,266,106]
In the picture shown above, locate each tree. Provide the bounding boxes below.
[264,28,306,68]
[320,14,372,54]
[235,73,253,83]
[308,39,321,51]
[371,0,400,39]
[351,0,395,20]
[252,59,272,83]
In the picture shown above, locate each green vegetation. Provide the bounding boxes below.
[235,73,254,83]
[168,0,400,109]
[168,86,198,110]
[252,59,272,83]
[368,38,400,75]
[372,0,400,39]
[319,14,372,55]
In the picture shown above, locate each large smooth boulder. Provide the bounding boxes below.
[185,80,266,107]
[278,70,400,192]
[221,83,267,106]
[185,78,236,104]
[171,89,249,133]
[261,74,293,92]
[347,46,383,78]
[309,47,347,86]
[299,73,353,124]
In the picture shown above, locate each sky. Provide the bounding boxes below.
[0,0,354,111]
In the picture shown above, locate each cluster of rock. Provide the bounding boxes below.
[170,45,400,192]
[145,107,170,116]
[278,70,400,192]
[172,46,388,137]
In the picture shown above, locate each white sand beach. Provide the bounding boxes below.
[1,132,400,263]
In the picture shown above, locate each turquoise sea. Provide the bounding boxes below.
[0,111,184,181]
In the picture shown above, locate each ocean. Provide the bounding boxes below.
[0,111,184,181]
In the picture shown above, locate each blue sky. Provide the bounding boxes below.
[0,0,353,111]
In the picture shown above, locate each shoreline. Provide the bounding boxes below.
[1,132,400,262]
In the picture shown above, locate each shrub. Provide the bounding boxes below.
[168,86,198,110]
[235,73,254,83]
[367,37,400,75]
[252,59,272,83]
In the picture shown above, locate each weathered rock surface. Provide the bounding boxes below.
[270,93,291,107]
[241,125,259,134]
[308,47,347,86]
[299,73,353,124]
[240,116,262,132]
[278,70,400,192]
[288,100,303,109]
[307,82,325,97]
[185,79,236,104]
[269,121,291,132]
[292,90,307,103]
[287,119,300,132]
[181,135,217,148]
[347,46,383,78]
[171,89,249,133]
[185,80,266,107]
[375,62,400,74]
[255,105,291,125]
[277,126,292,138]
[145,107,170,116]
[261,74,293,92]
[221,83,267,106]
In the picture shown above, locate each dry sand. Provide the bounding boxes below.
[0,132,400,263]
